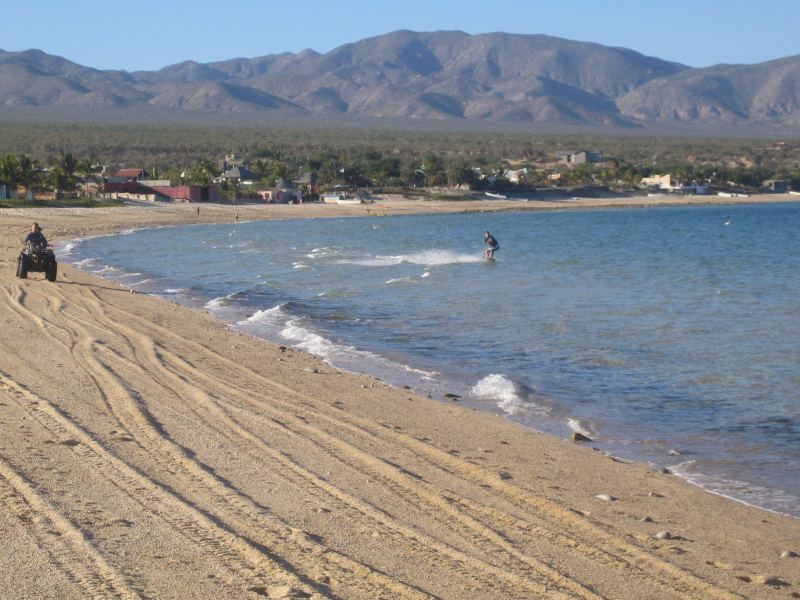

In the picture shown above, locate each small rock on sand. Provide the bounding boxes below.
[751,575,789,587]
[570,432,592,442]
[266,584,312,598]
[655,531,672,540]
[640,516,653,523]
[780,550,798,558]
[303,367,319,374]
[594,493,616,501]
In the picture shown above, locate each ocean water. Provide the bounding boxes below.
[61,203,800,516]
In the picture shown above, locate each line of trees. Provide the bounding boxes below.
[0,152,98,199]
[3,145,799,201]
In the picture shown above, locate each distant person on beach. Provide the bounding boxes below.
[484,231,499,260]
[24,222,47,246]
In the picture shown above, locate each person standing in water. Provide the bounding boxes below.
[484,231,499,260]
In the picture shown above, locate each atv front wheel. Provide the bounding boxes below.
[16,255,28,279]
[45,261,57,282]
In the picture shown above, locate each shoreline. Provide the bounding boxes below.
[2,198,799,598]
[59,200,800,520]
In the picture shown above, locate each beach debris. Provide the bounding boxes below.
[594,493,617,501]
[444,393,461,401]
[640,516,653,523]
[654,531,672,540]
[780,550,799,558]
[647,491,664,498]
[570,432,593,442]
[498,471,513,481]
[278,345,287,352]
[661,468,672,474]
[261,584,312,598]
[303,367,319,374]
[751,575,790,587]
[667,449,682,456]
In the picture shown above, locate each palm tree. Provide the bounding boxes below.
[49,152,79,199]
[0,154,20,197]
[17,154,36,200]
[49,167,70,200]
[76,159,94,197]
[188,158,216,185]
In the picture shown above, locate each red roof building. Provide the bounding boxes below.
[116,168,145,180]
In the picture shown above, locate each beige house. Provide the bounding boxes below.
[641,174,673,189]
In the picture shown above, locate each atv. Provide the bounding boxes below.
[17,240,57,282]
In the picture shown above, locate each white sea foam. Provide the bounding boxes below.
[567,418,595,438]
[163,288,189,294]
[240,304,286,326]
[292,262,310,269]
[339,249,483,267]
[204,292,239,310]
[385,277,418,285]
[280,319,342,357]
[471,374,525,415]
[403,364,439,378]
[421,271,431,278]
[307,246,337,259]
[668,460,800,516]
[59,240,81,255]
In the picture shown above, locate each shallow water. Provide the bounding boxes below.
[62,203,800,516]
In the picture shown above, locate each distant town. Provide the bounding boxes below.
[1,142,796,205]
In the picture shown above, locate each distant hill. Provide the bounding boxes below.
[2,30,799,132]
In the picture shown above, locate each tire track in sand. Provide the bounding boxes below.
[0,456,139,599]
[62,281,587,598]
[88,293,744,600]
[5,272,742,599]
[56,283,733,599]
[98,321,598,600]
[6,281,433,599]
[0,285,326,599]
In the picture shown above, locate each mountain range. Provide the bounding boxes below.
[2,30,799,132]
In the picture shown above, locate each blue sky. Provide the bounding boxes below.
[3,0,798,71]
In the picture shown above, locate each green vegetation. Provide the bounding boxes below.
[1,122,799,198]
[0,197,125,209]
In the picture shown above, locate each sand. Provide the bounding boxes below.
[1,195,798,599]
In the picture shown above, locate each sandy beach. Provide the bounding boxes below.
[1,195,799,599]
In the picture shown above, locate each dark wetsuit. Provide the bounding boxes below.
[24,232,48,246]
[485,235,499,252]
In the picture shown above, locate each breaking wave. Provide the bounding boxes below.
[471,374,526,415]
[339,249,483,267]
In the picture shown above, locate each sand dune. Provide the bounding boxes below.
[1,199,798,598]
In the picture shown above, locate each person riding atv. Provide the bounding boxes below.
[17,223,57,282]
